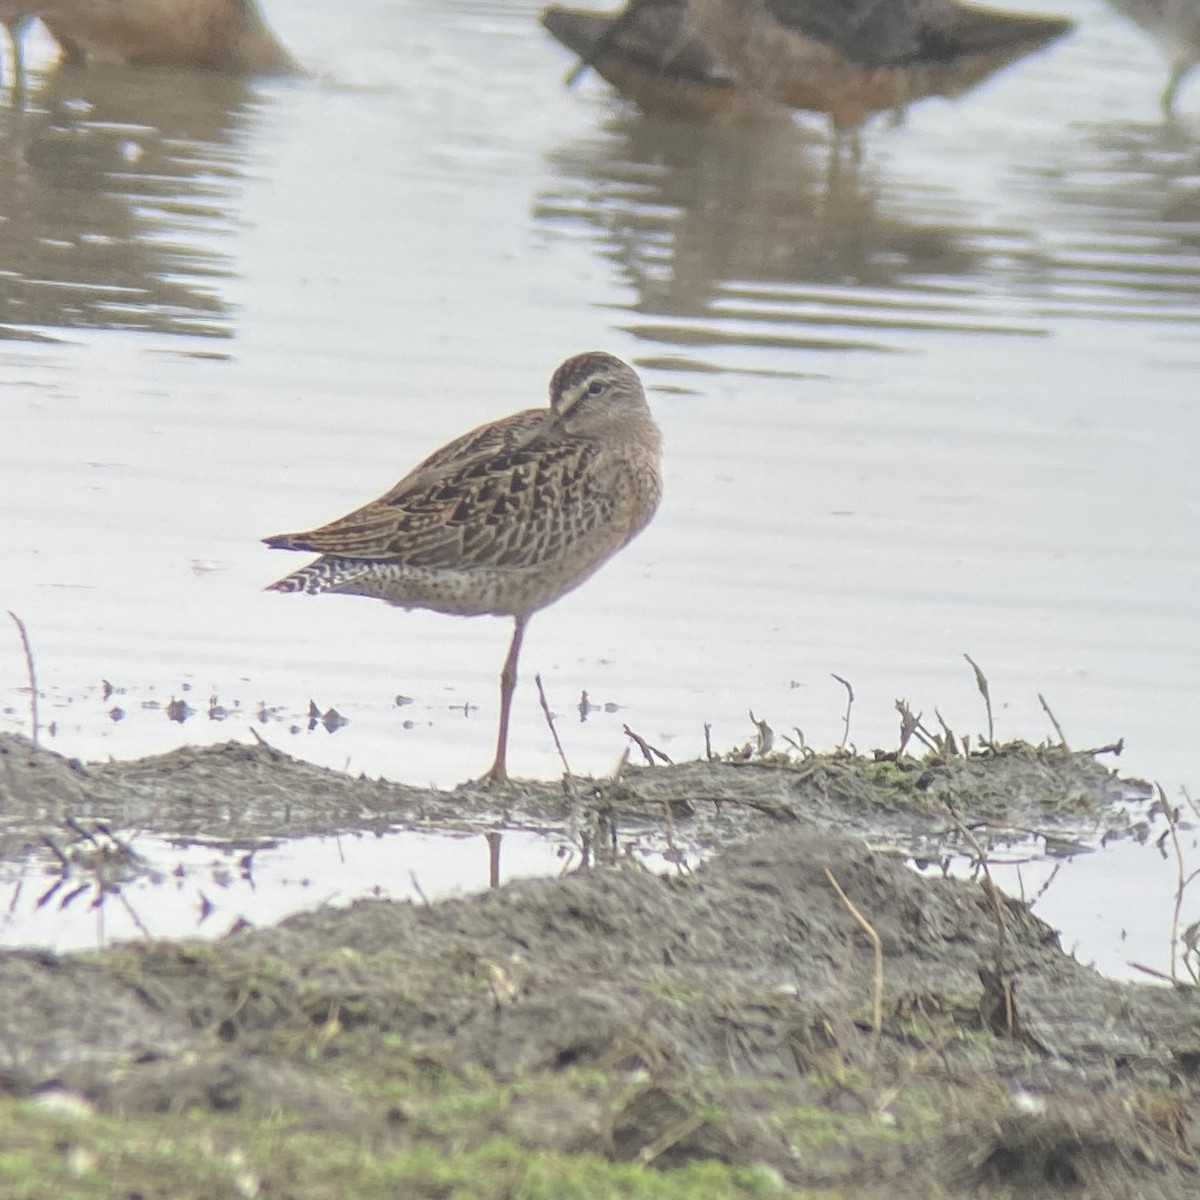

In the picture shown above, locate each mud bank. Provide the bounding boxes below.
[0,731,1195,1196]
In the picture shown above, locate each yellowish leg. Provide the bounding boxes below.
[484,615,527,783]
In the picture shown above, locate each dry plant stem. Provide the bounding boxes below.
[831,673,854,749]
[661,796,678,861]
[1027,860,1062,909]
[623,724,670,765]
[65,815,100,846]
[1182,786,1200,823]
[963,653,994,746]
[7,610,39,748]
[895,699,919,754]
[534,673,576,792]
[1153,784,1196,985]
[895,699,939,753]
[116,890,152,939]
[486,830,502,889]
[611,744,631,783]
[40,834,70,871]
[638,1110,707,1165]
[1129,960,1175,983]
[945,803,1012,1023]
[748,709,773,755]
[1038,691,1069,750]
[824,867,883,1034]
[933,709,959,756]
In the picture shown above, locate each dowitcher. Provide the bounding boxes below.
[35,0,296,73]
[542,2,786,124]
[574,0,1074,135]
[1104,0,1200,113]
[264,352,663,784]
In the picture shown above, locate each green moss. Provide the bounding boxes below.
[0,1101,787,1200]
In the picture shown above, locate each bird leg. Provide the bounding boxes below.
[483,614,528,783]
[1162,62,1188,118]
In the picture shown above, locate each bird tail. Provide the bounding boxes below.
[264,556,361,595]
[927,9,1074,62]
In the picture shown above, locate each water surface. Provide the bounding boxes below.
[0,0,1197,971]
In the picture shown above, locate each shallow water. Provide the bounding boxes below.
[0,827,603,952]
[0,814,1186,984]
[1,1,1198,968]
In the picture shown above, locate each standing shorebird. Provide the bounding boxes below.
[264,352,663,784]
[33,0,296,73]
[543,1,787,124]
[1104,0,1200,114]
[572,0,1074,138]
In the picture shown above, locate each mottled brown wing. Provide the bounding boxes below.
[264,407,551,555]
[766,0,927,65]
[542,4,734,84]
[380,408,551,497]
[924,7,1073,58]
[268,434,631,572]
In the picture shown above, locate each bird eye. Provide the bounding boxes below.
[586,380,604,397]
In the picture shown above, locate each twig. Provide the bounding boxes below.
[824,868,883,1034]
[895,700,919,755]
[638,1110,706,1166]
[933,709,959,756]
[895,700,938,754]
[486,830,502,890]
[1128,961,1175,984]
[962,654,993,747]
[831,674,854,750]
[64,816,101,846]
[1181,786,1200,824]
[623,724,670,766]
[748,710,773,756]
[116,890,153,940]
[610,744,631,784]
[1155,784,1189,985]
[945,802,1010,976]
[40,833,71,871]
[7,611,39,748]
[1038,692,1069,750]
[782,727,809,756]
[1025,860,1062,911]
[534,674,576,792]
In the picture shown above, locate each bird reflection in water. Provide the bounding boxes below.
[0,64,259,338]
[534,113,1039,358]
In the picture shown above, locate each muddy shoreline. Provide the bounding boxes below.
[1,731,1196,1197]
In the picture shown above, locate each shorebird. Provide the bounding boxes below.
[34,0,296,73]
[542,2,786,124]
[0,8,35,91]
[1104,0,1200,114]
[264,352,663,784]
[572,0,1074,136]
